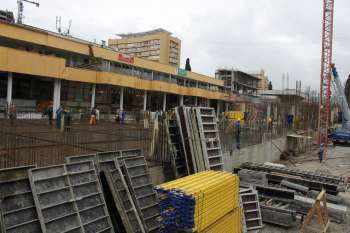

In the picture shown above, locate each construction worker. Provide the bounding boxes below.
[89,108,97,125]
[319,144,324,163]
[46,104,53,125]
[55,105,63,129]
[268,117,273,131]
[8,102,16,126]
[235,120,241,149]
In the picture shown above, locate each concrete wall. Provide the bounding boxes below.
[149,135,286,184]
[223,136,286,172]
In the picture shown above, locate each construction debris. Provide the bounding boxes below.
[236,161,348,227]
[241,162,346,192]
[260,204,296,227]
[307,189,342,204]
[294,195,347,223]
[281,179,309,193]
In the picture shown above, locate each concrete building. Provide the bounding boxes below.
[108,28,181,67]
[0,21,238,118]
[215,69,260,96]
[0,10,14,23]
[250,69,269,90]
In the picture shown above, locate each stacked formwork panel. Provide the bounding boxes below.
[156,171,240,232]
[164,114,189,178]
[66,150,158,233]
[194,107,224,171]
[173,106,224,175]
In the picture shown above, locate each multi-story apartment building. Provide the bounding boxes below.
[108,28,181,67]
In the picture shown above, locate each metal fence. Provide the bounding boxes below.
[218,120,288,153]
[0,118,151,169]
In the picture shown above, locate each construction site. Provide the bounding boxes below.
[0,0,349,232]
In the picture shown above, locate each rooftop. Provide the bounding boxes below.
[116,28,172,38]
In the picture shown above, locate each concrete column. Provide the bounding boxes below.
[91,84,96,109]
[120,87,124,111]
[291,105,296,116]
[267,102,271,120]
[179,95,184,106]
[163,93,167,112]
[143,91,147,111]
[225,102,229,112]
[241,103,246,112]
[6,72,13,105]
[53,79,61,119]
[274,104,278,120]
[194,96,198,106]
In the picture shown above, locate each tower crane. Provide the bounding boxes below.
[17,0,39,24]
[317,0,335,156]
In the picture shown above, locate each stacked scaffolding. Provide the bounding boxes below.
[156,171,241,232]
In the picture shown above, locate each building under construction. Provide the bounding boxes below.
[0,8,349,233]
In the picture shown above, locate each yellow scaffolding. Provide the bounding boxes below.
[157,171,240,232]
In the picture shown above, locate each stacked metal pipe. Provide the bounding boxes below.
[156,170,241,232]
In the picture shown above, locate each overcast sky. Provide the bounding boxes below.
[2,0,350,90]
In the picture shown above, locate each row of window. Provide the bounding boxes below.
[115,39,161,49]
[73,59,222,93]
[116,44,161,53]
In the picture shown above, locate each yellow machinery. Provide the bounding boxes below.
[157,171,241,232]
[226,111,244,123]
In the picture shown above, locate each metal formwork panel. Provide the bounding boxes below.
[240,190,263,231]
[194,107,224,171]
[65,154,97,164]
[165,114,189,178]
[122,156,160,233]
[0,166,42,233]
[188,107,207,172]
[175,107,196,174]
[105,162,145,233]
[29,165,84,233]
[120,149,142,158]
[95,152,144,233]
[29,162,114,233]
[66,161,114,233]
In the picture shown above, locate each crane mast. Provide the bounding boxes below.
[318,0,335,152]
[17,0,39,24]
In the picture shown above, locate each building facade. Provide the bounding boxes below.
[215,69,260,96]
[0,21,243,118]
[250,70,269,90]
[108,29,181,67]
